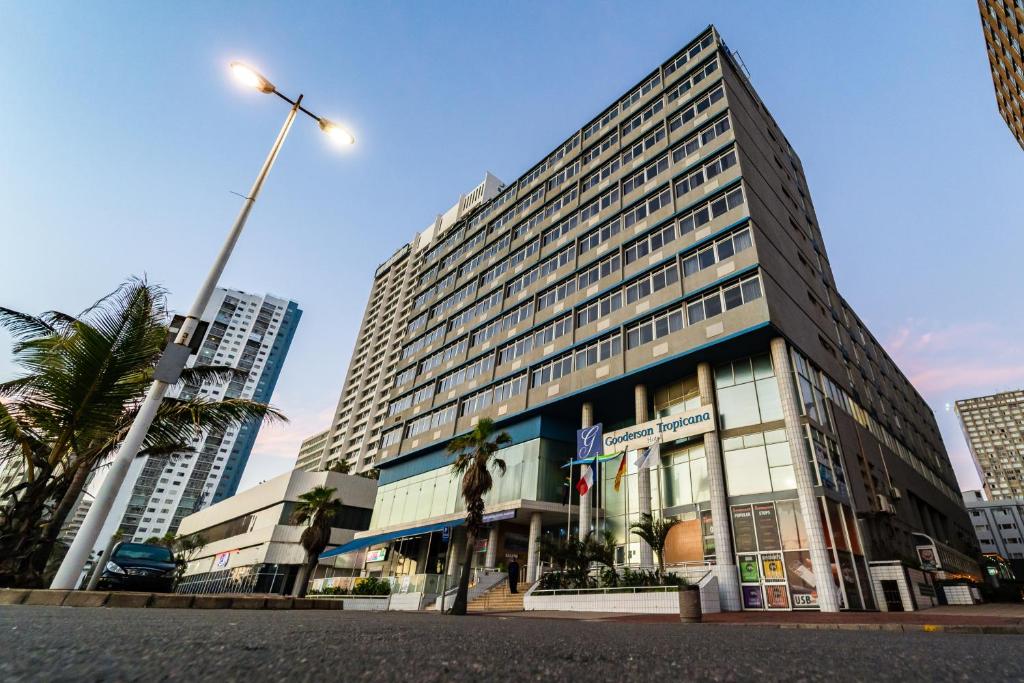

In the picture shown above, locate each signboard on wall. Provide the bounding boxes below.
[753,503,781,551]
[577,424,604,459]
[738,555,760,583]
[761,553,785,581]
[731,506,757,553]
[601,405,715,453]
[214,551,231,569]
[365,549,388,563]
[742,585,763,609]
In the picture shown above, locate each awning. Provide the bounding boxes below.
[319,518,466,560]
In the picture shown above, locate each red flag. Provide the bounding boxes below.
[576,464,594,496]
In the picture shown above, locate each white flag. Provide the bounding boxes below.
[634,443,659,469]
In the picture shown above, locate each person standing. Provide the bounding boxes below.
[507,557,520,593]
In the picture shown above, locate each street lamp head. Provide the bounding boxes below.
[229,62,275,94]
[318,118,355,146]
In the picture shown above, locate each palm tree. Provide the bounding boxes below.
[291,485,342,598]
[629,513,679,580]
[0,278,285,587]
[325,459,351,474]
[446,418,511,615]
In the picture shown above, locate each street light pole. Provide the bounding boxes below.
[50,63,355,590]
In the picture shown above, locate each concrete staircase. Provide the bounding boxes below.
[467,580,530,613]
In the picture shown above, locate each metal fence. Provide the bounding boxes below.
[176,564,294,595]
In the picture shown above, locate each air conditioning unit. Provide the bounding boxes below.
[876,494,896,514]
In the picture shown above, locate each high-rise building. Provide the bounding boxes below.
[962,490,1024,565]
[978,0,1024,150]
[320,173,504,473]
[295,428,330,472]
[321,26,979,611]
[109,288,301,543]
[956,390,1024,500]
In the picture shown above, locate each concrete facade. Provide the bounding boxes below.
[325,27,978,612]
[956,390,1024,500]
[963,489,1024,562]
[175,469,375,595]
[978,0,1024,151]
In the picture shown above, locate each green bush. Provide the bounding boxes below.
[351,576,392,596]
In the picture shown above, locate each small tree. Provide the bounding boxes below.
[629,513,679,580]
[291,486,342,598]
[447,418,511,615]
[326,459,351,474]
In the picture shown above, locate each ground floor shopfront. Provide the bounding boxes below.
[329,336,979,612]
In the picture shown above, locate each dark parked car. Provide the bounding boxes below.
[97,542,177,593]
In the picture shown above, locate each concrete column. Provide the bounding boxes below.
[770,337,841,613]
[526,512,543,583]
[634,384,655,570]
[447,527,465,578]
[578,402,594,540]
[484,524,499,569]
[697,362,742,611]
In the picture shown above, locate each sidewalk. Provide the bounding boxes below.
[480,604,1024,633]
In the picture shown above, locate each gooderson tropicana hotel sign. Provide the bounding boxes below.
[602,404,715,453]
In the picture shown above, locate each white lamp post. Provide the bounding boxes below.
[50,63,355,589]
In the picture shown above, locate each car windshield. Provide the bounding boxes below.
[113,543,173,562]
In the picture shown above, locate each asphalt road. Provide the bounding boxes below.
[1,606,1023,682]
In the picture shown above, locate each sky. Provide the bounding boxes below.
[1,1,1022,494]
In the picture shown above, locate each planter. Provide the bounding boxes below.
[678,586,702,623]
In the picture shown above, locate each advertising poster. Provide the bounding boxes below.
[765,584,790,609]
[365,548,387,563]
[742,585,764,609]
[214,551,231,569]
[784,550,818,608]
[753,502,782,551]
[731,505,757,553]
[761,552,785,581]
[738,554,760,583]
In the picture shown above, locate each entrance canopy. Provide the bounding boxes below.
[319,518,466,560]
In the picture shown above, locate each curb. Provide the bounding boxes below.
[0,588,343,611]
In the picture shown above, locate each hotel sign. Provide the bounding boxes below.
[601,404,715,453]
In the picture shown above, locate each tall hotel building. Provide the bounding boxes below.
[979,0,1024,150]
[323,27,979,611]
[956,390,1024,500]
[104,288,301,543]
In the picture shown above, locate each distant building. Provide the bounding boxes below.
[175,469,375,595]
[963,490,1024,576]
[59,496,92,545]
[955,389,1024,500]
[295,429,330,472]
[104,288,301,544]
[978,0,1024,151]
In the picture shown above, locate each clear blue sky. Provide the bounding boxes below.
[2,1,1022,492]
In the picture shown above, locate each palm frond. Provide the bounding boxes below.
[0,308,56,340]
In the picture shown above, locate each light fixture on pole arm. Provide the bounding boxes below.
[50,60,357,589]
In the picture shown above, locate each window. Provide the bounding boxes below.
[544,186,579,220]
[583,104,620,141]
[663,32,714,78]
[394,366,416,387]
[460,386,494,416]
[686,274,763,324]
[401,324,445,360]
[582,128,619,165]
[547,160,580,192]
[531,351,574,387]
[624,221,677,264]
[480,238,539,287]
[577,290,622,327]
[626,305,684,348]
[493,372,528,403]
[574,332,622,369]
[430,281,478,320]
[623,187,672,229]
[412,382,434,405]
[437,353,494,393]
[582,154,622,192]
[578,218,622,255]
[621,72,661,112]
[448,289,503,331]
[577,252,621,289]
[673,147,737,198]
[471,301,533,347]
[621,97,664,137]
[625,262,679,304]
[457,233,510,277]
[497,333,535,366]
[723,429,792,495]
[579,186,620,223]
[672,114,731,163]
[387,393,413,417]
[419,337,468,374]
[379,428,402,449]
[668,84,725,133]
[677,185,745,236]
[537,277,578,311]
[621,125,667,164]
[533,313,573,346]
[542,213,580,247]
[666,56,719,102]
[682,227,753,276]
[622,153,670,195]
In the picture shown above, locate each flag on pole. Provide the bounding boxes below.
[613,451,628,492]
[634,442,660,470]
[576,464,594,496]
